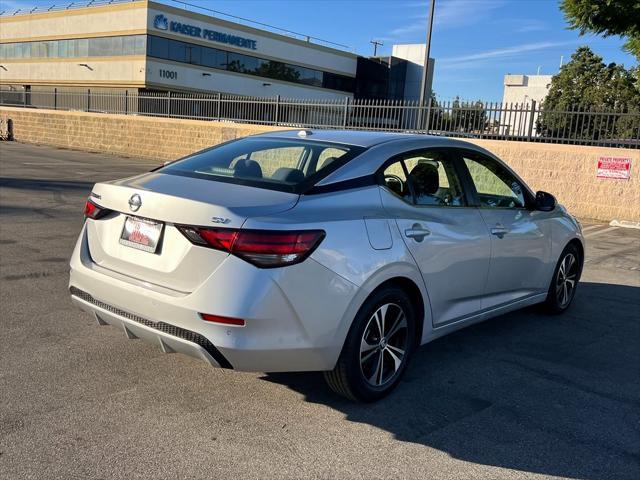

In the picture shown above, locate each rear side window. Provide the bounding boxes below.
[382,150,465,207]
[160,137,364,193]
[403,152,464,206]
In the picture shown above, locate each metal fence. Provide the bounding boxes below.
[1,87,638,148]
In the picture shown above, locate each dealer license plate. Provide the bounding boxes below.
[119,216,164,253]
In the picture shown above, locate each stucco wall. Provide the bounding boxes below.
[1,106,638,222]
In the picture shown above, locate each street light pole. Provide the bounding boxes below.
[419,0,436,106]
[417,0,436,130]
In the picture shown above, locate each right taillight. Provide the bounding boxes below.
[83,199,111,220]
[176,226,325,268]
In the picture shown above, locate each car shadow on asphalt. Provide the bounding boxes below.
[0,177,95,191]
[262,282,640,480]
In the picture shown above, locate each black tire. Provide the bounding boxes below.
[324,286,417,402]
[543,243,582,314]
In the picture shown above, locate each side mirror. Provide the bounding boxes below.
[535,191,556,212]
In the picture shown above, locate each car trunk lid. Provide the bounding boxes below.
[85,172,298,292]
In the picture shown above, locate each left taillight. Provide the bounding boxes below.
[176,226,325,268]
[83,199,111,220]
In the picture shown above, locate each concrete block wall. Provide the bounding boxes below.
[466,139,639,223]
[1,106,638,222]
[0,107,281,162]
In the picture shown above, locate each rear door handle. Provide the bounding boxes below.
[490,226,510,237]
[405,224,431,241]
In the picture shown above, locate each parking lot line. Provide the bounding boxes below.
[582,224,604,232]
[585,226,619,238]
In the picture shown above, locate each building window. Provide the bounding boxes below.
[167,38,187,63]
[76,39,89,57]
[0,35,146,60]
[0,33,354,93]
[147,36,168,59]
[201,46,227,69]
[57,40,68,58]
[185,44,201,65]
[145,35,354,93]
[323,71,355,93]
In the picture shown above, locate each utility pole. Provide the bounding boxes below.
[417,0,436,129]
[370,40,383,56]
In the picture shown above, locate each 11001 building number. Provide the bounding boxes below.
[159,69,178,80]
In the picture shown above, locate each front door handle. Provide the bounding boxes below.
[490,226,510,237]
[405,224,431,241]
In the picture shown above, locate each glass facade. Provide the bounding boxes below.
[146,35,355,93]
[0,35,146,59]
[0,34,355,93]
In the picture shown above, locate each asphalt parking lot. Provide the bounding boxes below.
[1,142,639,480]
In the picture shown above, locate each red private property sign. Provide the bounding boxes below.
[597,157,631,180]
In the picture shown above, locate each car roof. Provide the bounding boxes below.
[247,129,533,196]
[255,129,456,148]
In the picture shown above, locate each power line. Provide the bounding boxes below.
[370,40,383,56]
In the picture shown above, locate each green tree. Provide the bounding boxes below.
[537,46,640,141]
[451,97,487,133]
[426,92,445,131]
[561,0,640,60]
[255,62,301,83]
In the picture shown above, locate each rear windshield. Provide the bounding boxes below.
[159,137,365,193]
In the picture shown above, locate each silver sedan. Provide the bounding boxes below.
[69,130,584,401]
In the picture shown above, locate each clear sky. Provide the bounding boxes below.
[1,0,637,101]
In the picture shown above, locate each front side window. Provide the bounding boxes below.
[462,153,527,208]
[160,138,364,193]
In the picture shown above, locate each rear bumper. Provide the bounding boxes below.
[68,224,359,372]
[70,287,232,368]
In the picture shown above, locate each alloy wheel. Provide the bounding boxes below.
[556,253,578,308]
[359,303,408,387]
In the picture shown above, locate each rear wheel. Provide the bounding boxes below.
[324,286,416,402]
[543,244,582,314]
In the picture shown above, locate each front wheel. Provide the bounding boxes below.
[543,244,582,314]
[324,286,417,402]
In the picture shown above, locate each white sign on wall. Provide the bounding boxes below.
[597,157,631,180]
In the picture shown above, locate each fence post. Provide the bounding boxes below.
[274,95,280,125]
[124,90,128,115]
[216,92,221,121]
[527,100,536,140]
[54,88,57,110]
[167,91,171,117]
[425,97,433,133]
[342,97,349,128]
[87,89,91,112]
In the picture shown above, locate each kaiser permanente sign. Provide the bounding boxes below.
[154,14,258,50]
